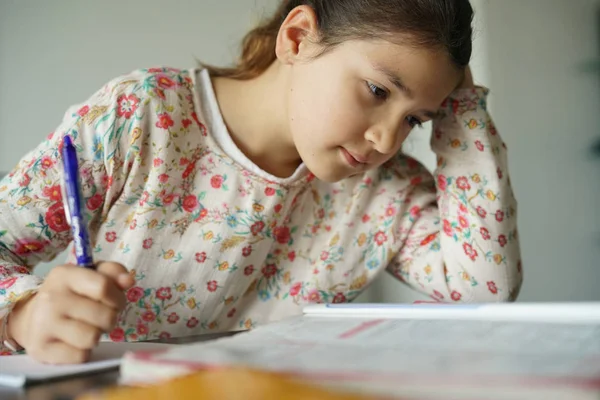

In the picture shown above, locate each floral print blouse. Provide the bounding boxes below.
[0,67,522,354]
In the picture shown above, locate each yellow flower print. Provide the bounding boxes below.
[131,127,143,144]
[224,296,235,306]
[176,283,187,292]
[149,219,158,228]
[493,254,504,265]
[187,298,197,309]
[17,196,32,206]
[204,231,214,241]
[326,264,335,271]
[424,265,432,275]
[252,203,264,213]
[486,190,497,201]
[0,186,7,192]
[350,273,367,290]
[450,139,461,148]
[467,119,478,129]
[164,249,175,260]
[208,321,218,330]
[217,261,229,271]
[283,271,291,285]
[357,233,367,247]
[244,319,253,330]
[471,174,481,183]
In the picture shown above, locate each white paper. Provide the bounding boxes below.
[0,341,168,387]
[127,314,600,399]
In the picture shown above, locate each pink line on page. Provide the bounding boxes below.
[338,319,385,339]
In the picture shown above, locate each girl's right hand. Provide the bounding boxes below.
[7,262,134,364]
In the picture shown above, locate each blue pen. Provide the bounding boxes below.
[62,135,95,269]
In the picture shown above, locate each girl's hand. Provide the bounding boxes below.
[8,262,134,364]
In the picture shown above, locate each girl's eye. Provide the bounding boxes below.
[367,82,388,100]
[407,116,423,128]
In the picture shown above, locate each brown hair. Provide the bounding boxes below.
[206,0,474,80]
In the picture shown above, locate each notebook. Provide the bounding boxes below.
[0,341,169,387]
[118,302,600,400]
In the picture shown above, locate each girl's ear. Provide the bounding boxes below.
[275,5,321,65]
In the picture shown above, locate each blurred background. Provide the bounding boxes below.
[1,0,599,303]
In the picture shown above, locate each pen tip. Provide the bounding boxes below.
[63,135,73,147]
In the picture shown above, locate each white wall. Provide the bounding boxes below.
[1,1,599,302]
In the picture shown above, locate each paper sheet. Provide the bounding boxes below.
[0,341,168,387]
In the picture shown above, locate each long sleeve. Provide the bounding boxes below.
[0,69,176,353]
[387,87,522,303]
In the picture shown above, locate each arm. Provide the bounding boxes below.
[387,78,522,303]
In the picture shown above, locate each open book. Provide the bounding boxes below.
[120,303,600,400]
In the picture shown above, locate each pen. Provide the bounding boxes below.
[62,135,95,269]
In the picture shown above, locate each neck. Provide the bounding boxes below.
[212,63,302,178]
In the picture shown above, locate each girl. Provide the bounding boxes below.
[0,0,521,364]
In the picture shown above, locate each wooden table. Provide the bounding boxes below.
[0,332,239,400]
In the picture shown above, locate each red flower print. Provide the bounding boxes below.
[86,193,103,211]
[207,280,218,292]
[264,187,276,196]
[105,231,117,243]
[420,233,437,246]
[156,287,172,300]
[262,264,278,279]
[476,206,487,219]
[290,282,302,297]
[137,323,149,335]
[410,176,422,186]
[186,318,199,329]
[497,167,503,179]
[274,204,283,214]
[409,206,421,219]
[182,195,198,212]
[126,286,144,303]
[463,242,478,261]
[155,88,166,100]
[156,74,175,89]
[361,214,370,223]
[19,173,31,187]
[244,265,255,276]
[475,140,484,152]
[195,208,208,221]
[437,175,448,191]
[495,210,505,222]
[0,277,17,290]
[140,191,150,206]
[320,251,329,261]
[385,206,397,217]
[432,290,444,301]
[109,327,125,342]
[242,246,252,257]
[456,176,470,191]
[498,235,507,247]
[480,227,491,240]
[273,226,291,244]
[332,293,346,304]
[487,281,498,294]
[167,312,180,324]
[288,251,296,262]
[14,239,46,255]
[182,118,192,128]
[158,173,169,183]
[130,219,137,230]
[116,94,140,119]
[195,252,207,263]
[182,161,196,179]
[77,105,90,116]
[443,219,453,236]
[143,238,153,249]
[40,155,55,169]
[142,311,156,322]
[211,175,224,189]
[153,158,164,167]
[42,185,62,201]
[227,308,236,318]
[45,203,69,233]
[163,193,175,205]
[374,231,388,246]
[159,332,171,340]
[156,113,174,129]
[458,215,469,229]
[451,291,462,302]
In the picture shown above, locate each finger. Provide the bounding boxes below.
[30,341,91,365]
[96,261,135,291]
[50,316,102,351]
[60,292,119,332]
[54,266,126,310]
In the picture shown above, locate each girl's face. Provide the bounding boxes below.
[286,39,462,183]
